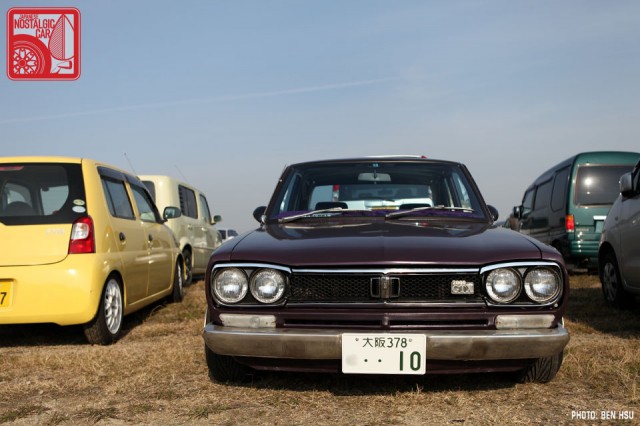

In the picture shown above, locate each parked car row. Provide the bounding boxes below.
[0,157,224,344]
[507,151,640,308]
[4,153,636,386]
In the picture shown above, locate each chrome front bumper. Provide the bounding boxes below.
[203,323,570,361]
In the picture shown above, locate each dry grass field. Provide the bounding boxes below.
[1,275,638,425]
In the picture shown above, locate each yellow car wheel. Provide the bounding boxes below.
[83,276,123,345]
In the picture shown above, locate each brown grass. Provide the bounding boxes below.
[1,275,638,425]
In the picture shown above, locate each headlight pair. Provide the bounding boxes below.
[212,267,287,305]
[485,266,561,305]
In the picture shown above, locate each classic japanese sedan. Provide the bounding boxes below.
[203,157,570,383]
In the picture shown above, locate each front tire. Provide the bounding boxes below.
[182,249,193,285]
[84,277,123,345]
[516,352,563,383]
[205,344,249,382]
[170,261,184,303]
[600,251,633,309]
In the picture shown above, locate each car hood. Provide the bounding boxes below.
[217,220,559,267]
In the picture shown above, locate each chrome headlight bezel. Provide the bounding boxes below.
[485,267,522,304]
[481,262,564,306]
[210,263,290,306]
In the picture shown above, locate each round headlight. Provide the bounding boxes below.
[250,269,286,304]
[212,268,248,304]
[485,268,521,303]
[524,268,560,303]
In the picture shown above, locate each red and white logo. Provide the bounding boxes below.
[7,7,80,80]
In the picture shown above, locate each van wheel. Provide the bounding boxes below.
[182,249,193,285]
[84,277,123,345]
[171,261,184,303]
[516,352,563,383]
[600,251,633,309]
[205,344,249,382]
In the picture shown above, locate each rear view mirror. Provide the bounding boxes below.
[358,172,391,182]
[213,215,222,224]
[620,172,633,198]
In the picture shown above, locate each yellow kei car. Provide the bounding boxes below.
[0,157,184,344]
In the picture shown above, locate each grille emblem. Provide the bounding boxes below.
[371,276,400,299]
[451,280,474,295]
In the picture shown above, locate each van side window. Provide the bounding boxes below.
[522,189,535,217]
[178,185,198,219]
[534,180,553,212]
[551,167,570,212]
[199,194,211,223]
[130,185,159,222]
[102,178,135,220]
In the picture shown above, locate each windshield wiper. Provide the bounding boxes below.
[278,207,348,223]
[385,206,474,219]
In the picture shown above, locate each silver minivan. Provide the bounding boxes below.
[598,160,640,308]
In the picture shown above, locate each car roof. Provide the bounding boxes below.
[288,156,461,168]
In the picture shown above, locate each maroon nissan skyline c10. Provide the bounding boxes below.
[203,156,570,383]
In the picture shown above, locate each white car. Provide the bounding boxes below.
[141,175,222,285]
[598,160,640,308]
[218,228,238,241]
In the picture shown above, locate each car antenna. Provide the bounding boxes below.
[124,152,138,175]
[175,164,189,183]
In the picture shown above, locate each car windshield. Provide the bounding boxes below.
[270,160,487,222]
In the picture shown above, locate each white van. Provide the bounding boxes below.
[141,175,222,284]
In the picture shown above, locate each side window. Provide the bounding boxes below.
[131,185,159,222]
[179,185,198,218]
[533,180,552,211]
[551,168,570,212]
[101,178,135,220]
[199,194,211,223]
[40,185,69,215]
[3,182,32,206]
[522,189,535,217]
[450,172,472,209]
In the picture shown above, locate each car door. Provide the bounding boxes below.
[100,174,148,304]
[195,193,219,271]
[129,182,174,297]
[618,167,640,288]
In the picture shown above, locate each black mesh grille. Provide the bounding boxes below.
[289,273,483,303]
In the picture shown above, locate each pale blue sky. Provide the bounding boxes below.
[3,1,640,231]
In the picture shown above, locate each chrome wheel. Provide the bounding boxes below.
[104,278,123,334]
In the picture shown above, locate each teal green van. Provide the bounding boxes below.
[515,151,640,271]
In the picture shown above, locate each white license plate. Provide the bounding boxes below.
[342,333,426,375]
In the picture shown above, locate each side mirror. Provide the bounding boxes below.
[212,215,223,224]
[163,206,182,220]
[512,205,522,219]
[487,205,499,222]
[620,172,634,198]
[253,206,266,224]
